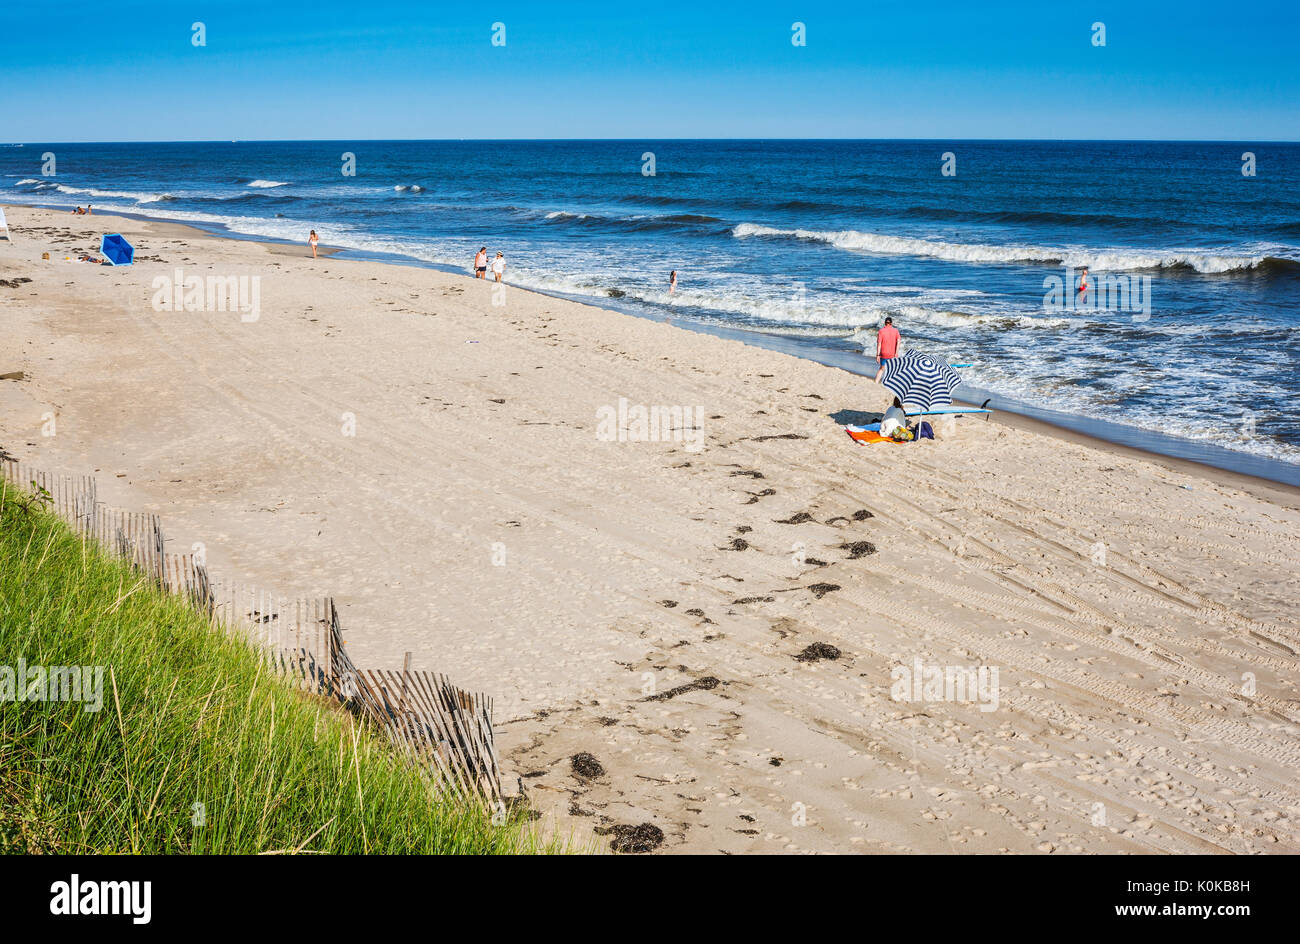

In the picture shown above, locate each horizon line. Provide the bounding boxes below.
[5,137,1300,146]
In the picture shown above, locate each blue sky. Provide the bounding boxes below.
[5,1,1297,141]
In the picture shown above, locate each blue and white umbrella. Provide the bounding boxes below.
[879,350,963,412]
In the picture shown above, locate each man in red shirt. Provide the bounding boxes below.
[874,316,900,382]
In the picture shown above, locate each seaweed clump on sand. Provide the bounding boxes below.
[597,823,665,854]
[643,676,721,702]
[795,642,842,663]
[840,541,877,559]
[570,752,606,780]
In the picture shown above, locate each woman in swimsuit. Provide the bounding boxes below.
[309,230,319,259]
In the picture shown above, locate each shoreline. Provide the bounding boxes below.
[4,204,1298,854]
[6,196,1298,491]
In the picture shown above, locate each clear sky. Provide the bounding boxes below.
[5,0,1297,142]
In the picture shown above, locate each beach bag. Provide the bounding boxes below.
[918,422,934,440]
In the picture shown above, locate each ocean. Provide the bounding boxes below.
[5,140,1299,480]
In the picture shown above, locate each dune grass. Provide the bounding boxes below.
[0,483,564,854]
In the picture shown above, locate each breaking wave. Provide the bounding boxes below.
[732,223,1297,275]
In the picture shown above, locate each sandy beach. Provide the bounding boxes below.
[2,204,1298,854]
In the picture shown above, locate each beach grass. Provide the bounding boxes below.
[0,483,567,854]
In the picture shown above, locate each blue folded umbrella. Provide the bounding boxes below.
[100,233,134,266]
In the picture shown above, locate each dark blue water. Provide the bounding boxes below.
[5,140,1299,469]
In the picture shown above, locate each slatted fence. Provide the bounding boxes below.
[0,458,501,804]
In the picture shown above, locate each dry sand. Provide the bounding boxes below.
[2,204,1298,854]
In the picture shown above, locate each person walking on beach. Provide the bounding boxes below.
[873,316,901,382]
[669,270,677,294]
[491,251,506,282]
[308,229,319,259]
[474,246,488,279]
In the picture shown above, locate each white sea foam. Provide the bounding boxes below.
[247,179,288,188]
[732,222,1280,274]
[491,272,1071,336]
[966,360,1300,465]
[49,183,174,203]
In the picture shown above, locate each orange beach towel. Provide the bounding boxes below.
[845,426,910,445]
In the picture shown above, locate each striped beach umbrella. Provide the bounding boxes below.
[879,350,963,412]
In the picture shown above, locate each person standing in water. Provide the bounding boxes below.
[474,246,488,279]
[873,316,901,382]
[1077,266,1089,297]
[491,251,506,282]
[308,229,319,258]
[669,270,677,294]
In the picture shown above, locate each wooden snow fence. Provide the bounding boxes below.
[0,458,502,805]
[351,665,503,804]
